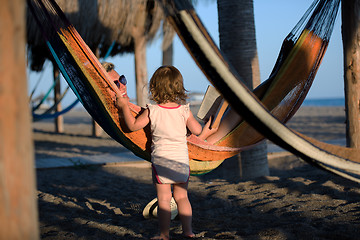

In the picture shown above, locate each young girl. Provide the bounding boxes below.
[115,66,215,240]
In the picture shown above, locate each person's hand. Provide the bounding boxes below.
[106,87,116,101]
[115,91,129,109]
[198,116,218,140]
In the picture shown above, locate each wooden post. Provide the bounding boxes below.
[0,0,39,239]
[133,1,149,108]
[54,67,64,133]
[342,0,360,148]
[92,120,103,137]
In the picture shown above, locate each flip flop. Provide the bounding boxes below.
[143,197,178,220]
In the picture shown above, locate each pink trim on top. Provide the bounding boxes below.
[158,104,181,109]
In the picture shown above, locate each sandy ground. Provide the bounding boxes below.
[33,106,360,239]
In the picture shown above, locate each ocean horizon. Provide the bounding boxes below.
[70,96,346,111]
[302,97,345,107]
[187,91,346,107]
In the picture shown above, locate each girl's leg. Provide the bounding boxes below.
[152,183,172,240]
[173,183,194,237]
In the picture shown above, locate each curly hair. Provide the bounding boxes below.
[149,66,188,104]
[101,62,115,72]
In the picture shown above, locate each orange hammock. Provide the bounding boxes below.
[162,0,360,181]
[27,0,360,181]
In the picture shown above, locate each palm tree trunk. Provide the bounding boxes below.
[342,0,360,148]
[217,0,269,179]
[162,20,174,66]
[0,0,39,238]
[162,42,173,66]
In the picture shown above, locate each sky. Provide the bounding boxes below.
[28,0,344,107]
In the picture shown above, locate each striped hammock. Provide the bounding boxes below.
[27,0,360,181]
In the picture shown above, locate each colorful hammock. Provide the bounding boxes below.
[31,41,114,121]
[30,41,115,122]
[27,0,241,175]
[160,0,360,181]
[27,0,360,181]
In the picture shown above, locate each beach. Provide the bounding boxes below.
[33,106,360,239]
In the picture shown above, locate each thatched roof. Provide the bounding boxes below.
[27,0,167,71]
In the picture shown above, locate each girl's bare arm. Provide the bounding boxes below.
[186,111,202,135]
[115,93,149,132]
[186,111,219,138]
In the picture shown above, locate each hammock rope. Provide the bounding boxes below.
[32,98,80,120]
[31,74,59,112]
[28,60,49,101]
[32,86,80,121]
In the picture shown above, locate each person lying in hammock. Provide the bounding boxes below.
[101,62,128,97]
[115,65,217,240]
[102,61,237,147]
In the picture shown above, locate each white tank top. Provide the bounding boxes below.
[147,103,190,183]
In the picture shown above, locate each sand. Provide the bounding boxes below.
[33,106,360,239]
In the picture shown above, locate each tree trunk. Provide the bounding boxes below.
[162,20,174,66]
[217,0,269,180]
[133,2,149,107]
[134,35,149,107]
[0,0,39,239]
[342,0,360,148]
[53,67,64,133]
[162,42,173,66]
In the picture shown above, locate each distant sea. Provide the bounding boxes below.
[302,97,345,107]
[188,95,345,107]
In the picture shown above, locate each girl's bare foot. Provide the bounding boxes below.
[183,232,195,238]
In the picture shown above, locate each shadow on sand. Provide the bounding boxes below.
[37,154,360,239]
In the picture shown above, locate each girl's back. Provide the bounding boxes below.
[148,103,190,184]
[148,104,189,147]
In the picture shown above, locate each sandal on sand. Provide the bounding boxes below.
[142,198,158,219]
[143,197,178,220]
